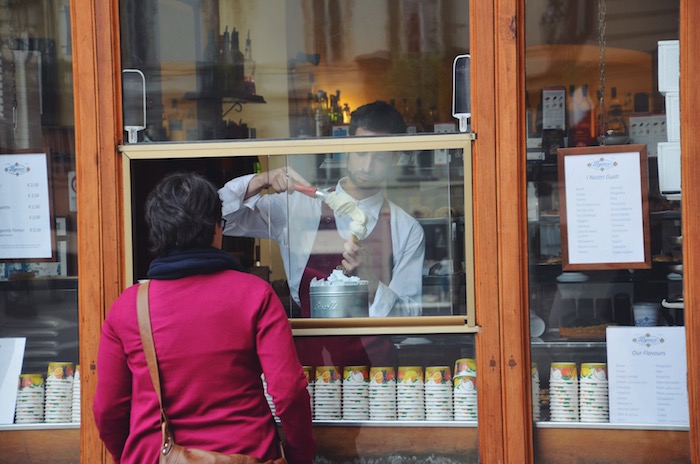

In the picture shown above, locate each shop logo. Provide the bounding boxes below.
[587,157,617,172]
[632,333,665,347]
[4,162,31,176]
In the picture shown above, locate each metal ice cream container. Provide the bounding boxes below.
[310,282,369,318]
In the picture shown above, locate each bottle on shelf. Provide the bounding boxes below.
[243,30,256,96]
[600,86,629,144]
[219,26,232,96]
[230,28,245,97]
[568,84,596,147]
[202,29,218,94]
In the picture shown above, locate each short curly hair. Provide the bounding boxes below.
[349,100,407,135]
[145,171,222,256]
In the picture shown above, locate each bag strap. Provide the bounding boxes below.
[136,280,176,456]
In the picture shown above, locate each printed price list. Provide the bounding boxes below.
[0,153,53,259]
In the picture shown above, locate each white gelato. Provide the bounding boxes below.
[323,191,368,240]
[310,269,367,287]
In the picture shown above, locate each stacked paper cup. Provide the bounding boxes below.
[302,366,314,417]
[44,362,74,423]
[453,358,477,421]
[396,366,424,421]
[71,365,81,423]
[532,363,541,421]
[261,374,279,420]
[342,366,369,420]
[368,367,396,420]
[314,366,342,420]
[424,366,453,420]
[548,362,578,422]
[14,374,45,424]
[579,363,609,423]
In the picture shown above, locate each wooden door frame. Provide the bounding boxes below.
[72,1,697,463]
[71,0,124,463]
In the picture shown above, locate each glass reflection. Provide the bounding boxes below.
[118,0,470,142]
[222,147,466,319]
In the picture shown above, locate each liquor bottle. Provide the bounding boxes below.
[230,28,245,96]
[569,84,595,147]
[601,86,628,143]
[203,29,218,95]
[342,103,351,124]
[220,26,232,96]
[243,30,256,95]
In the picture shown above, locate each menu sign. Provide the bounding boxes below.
[557,145,651,270]
[0,153,53,260]
[607,327,689,426]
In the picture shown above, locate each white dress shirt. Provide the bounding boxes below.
[219,174,425,317]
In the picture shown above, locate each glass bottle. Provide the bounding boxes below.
[230,28,245,97]
[601,86,629,144]
[243,30,256,96]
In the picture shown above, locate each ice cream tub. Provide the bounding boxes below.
[310,281,369,318]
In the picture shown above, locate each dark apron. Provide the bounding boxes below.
[294,198,397,367]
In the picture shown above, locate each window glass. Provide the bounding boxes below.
[0,0,78,426]
[118,0,470,142]
[526,0,685,442]
[129,145,469,320]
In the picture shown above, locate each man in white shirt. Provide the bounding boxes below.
[219,101,425,328]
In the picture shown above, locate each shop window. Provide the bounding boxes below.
[525,0,686,440]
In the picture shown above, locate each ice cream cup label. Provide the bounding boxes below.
[425,366,452,385]
[302,366,314,383]
[343,366,369,384]
[550,362,577,382]
[454,358,477,376]
[580,363,607,382]
[315,366,341,384]
[369,367,396,385]
[19,374,44,390]
[47,362,75,381]
[397,366,423,384]
[454,375,477,392]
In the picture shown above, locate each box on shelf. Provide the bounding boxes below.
[657,141,681,200]
[658,40,679,95]
[664,91,680,142]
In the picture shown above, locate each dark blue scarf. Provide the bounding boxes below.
[147,247,244,280]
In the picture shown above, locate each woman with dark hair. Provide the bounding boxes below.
[93,172,315,464]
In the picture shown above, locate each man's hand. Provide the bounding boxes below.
[341,239,379,298]
[245,167,312,199]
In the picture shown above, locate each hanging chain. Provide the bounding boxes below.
[597,0,607,139]
[5,0,17,131]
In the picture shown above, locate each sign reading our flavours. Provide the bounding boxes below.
[0,153,53,260]
[606,327,689,426]
[557,145,651,270]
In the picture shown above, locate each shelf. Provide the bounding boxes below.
[532,330,607,349]
[184,91,266,104]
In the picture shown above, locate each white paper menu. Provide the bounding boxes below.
[607,326,689,426]
[563,151,645,265]
[0,338,26,424]
[0,153,53,259]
